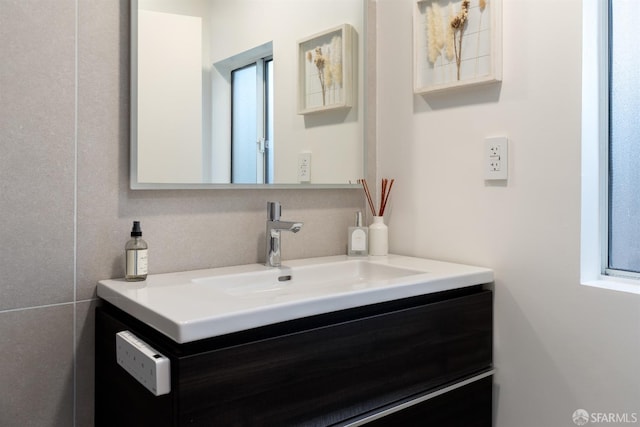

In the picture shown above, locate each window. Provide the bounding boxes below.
[212,41,273,184]
[231,57,274,184]
[607,0,640,277]
[581,0,640,291]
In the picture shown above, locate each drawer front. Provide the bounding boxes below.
[178,290,492,426]
[357,374,493,427]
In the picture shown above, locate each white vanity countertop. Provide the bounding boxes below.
[97,254,493,343]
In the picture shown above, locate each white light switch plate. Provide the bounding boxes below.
[485,137,508,180]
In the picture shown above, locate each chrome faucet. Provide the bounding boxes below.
[265,201,303,267]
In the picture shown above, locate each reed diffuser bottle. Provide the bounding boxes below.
[368,216,388,256]
[358,178,394,256]
[125,221,148,281]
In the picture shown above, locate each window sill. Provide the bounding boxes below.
[581,276,640,295]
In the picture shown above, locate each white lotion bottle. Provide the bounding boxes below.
[125,221,148,281]
[348,211,368,256]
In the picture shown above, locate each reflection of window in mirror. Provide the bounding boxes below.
[231,57,274,184]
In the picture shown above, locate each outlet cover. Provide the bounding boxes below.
[298,152,311,182]
[485,137,508,180]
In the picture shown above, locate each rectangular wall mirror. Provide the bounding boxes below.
[131,0,367,189]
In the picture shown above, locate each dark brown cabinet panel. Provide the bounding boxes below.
[96,286,492,427]
[360,375,493,427]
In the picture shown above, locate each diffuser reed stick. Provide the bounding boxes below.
[358,179,377,217]
[380,178,395,216]
[358,178,395,217]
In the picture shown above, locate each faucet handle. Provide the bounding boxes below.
[267,201,281,221]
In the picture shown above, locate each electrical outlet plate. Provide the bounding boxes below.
[484,137,508,180]
[116,331,170,396]
[298,152,311,182]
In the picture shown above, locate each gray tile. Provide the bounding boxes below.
[75,299,100,427]
[274,190,364,260]
[0,0,76,310]
[76,0,130,300]
[0,304,74,427]
[78,189,362,298]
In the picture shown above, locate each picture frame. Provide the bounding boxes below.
[298,24,354,115]
[413,0,502,94]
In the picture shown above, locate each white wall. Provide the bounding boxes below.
[138,10,203,183]
[137,0,214,182]
[377,0,640,426]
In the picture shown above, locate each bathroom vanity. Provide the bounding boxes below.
[95,255,494,426]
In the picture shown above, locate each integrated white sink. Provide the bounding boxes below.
[192,260,424,297]
[98,255,493,343]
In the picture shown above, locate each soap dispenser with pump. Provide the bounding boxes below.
[125,221,148,281]
[347,211,368,257]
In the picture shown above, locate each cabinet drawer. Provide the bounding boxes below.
[353,374,493,427]
[178,290,492,426]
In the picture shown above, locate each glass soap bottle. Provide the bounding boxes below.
[125,221,148,281]
[348,211,368,256]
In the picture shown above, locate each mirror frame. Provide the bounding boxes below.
[130,0,373,190]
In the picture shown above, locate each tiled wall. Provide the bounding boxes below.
[0,1,364,425]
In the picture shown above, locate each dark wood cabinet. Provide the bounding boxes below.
[96,286,492,426]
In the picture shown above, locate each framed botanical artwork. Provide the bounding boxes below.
[298,24,354,115]
[414,0,502,94]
